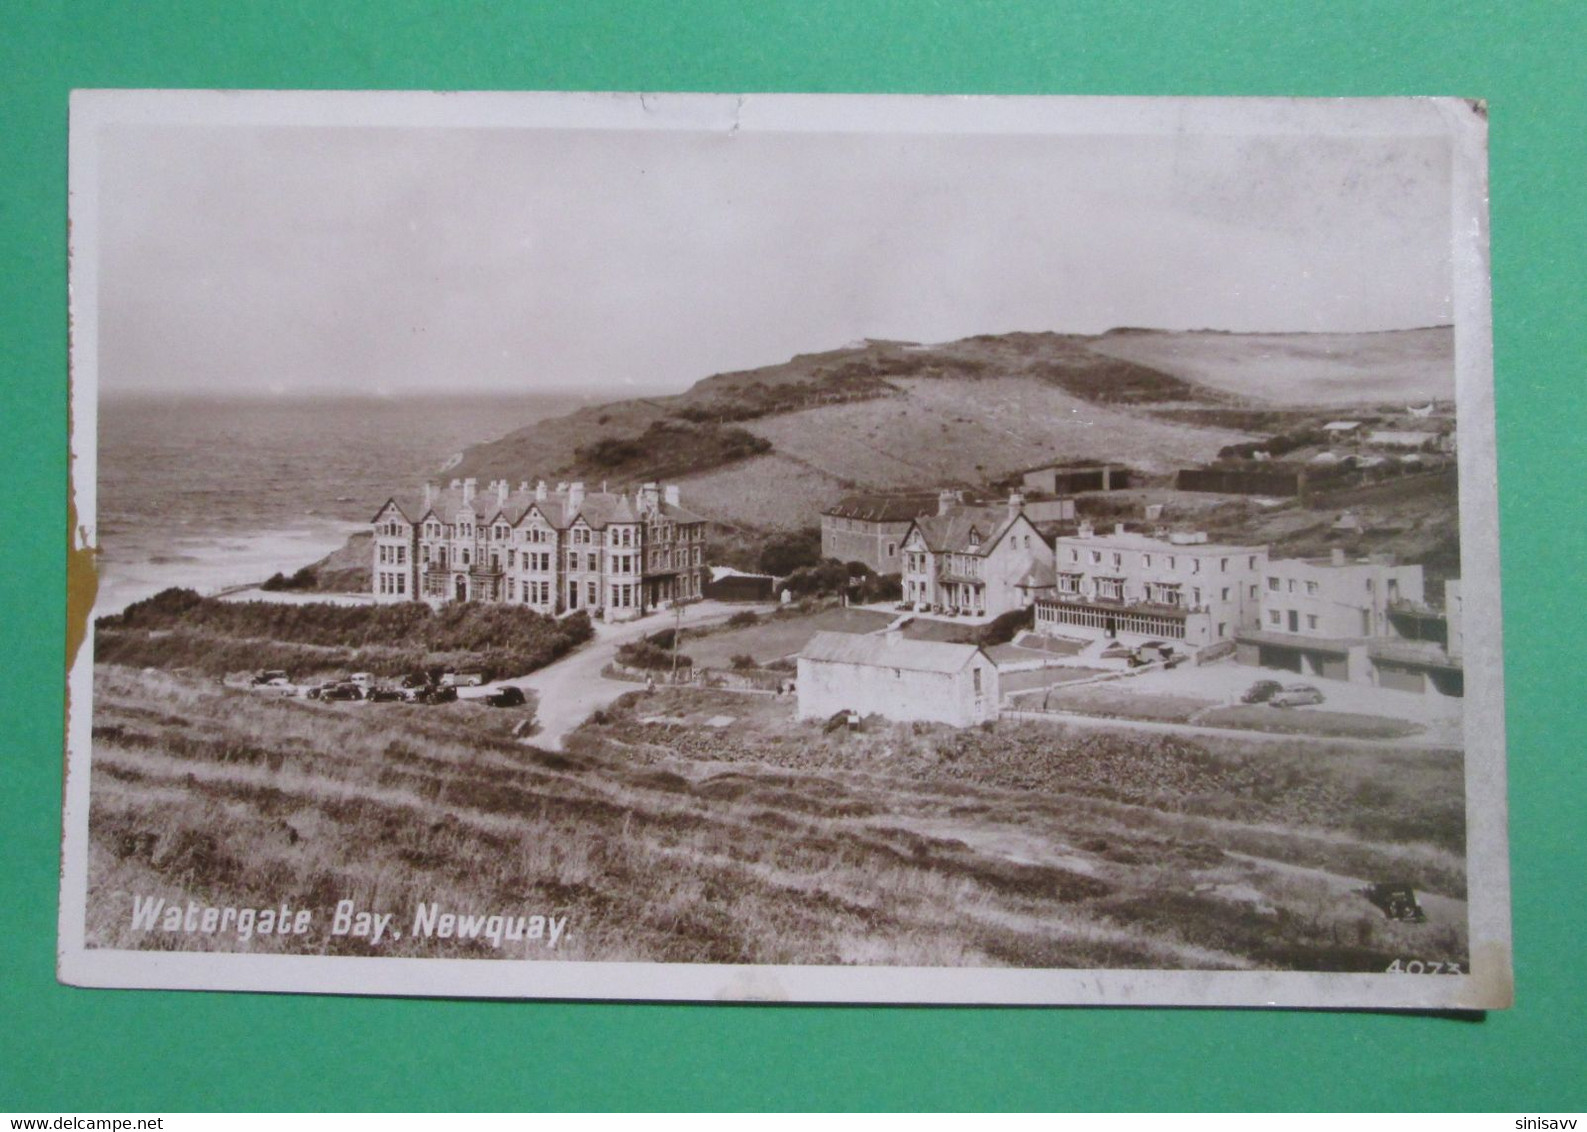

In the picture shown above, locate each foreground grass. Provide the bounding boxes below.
[86,667,1467,972]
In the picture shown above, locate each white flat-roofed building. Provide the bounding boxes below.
[1235,552,1462,695]
[797,630,1000,727]
[1035,523,1268,648]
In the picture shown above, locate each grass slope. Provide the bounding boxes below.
[87,668,1468,972]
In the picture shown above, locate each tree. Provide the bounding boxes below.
[758,527,823,577]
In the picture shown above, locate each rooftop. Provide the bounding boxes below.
[1056,528,1265,557]
[799,630,986,675]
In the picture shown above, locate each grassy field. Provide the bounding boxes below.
[679,606,895,669]
[86,666,1468,972]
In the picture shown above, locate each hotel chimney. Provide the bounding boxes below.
[568,481,585,514]
[462,477,477,506]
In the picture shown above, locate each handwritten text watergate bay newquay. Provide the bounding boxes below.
[129,896,569,949]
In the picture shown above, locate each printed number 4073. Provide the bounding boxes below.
[1385,959,1462,975]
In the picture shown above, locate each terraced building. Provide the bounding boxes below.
[370,477,707,621]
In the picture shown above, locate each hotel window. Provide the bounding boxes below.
[1192,560,1201,574]
[1306,581,1319,596]
[1249,584,1259,599]
[462,549,470,566]
[1218,622,1227,638]
[1268,577,1281,591]
[1307,614,1318,629]
[1167,556,1177,570]
[1142,554,1152,568]
[1221,587,1230,602]
[587,553,598,572]
[1220,558,1229,572]
[587,581,598,605]
[1089,550,1102,565]
[1248,556,1258,570]
[1268,609,1282,626]
[1069,548,1079,562]
[1193,588,1202,606]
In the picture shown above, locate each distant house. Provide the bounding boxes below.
[1367,430,1435,450]
[1020,463,1128,496]
[820,492,947,575]
[796,630,1000,727]
[900,493,1057,617]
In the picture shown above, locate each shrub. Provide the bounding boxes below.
[260,565,318,592]
[978,606,1034,647]
[729,654,757,670]
[726,610,760,628]
[615,640,692,671]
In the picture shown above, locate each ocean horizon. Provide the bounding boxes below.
[93,390,596,614]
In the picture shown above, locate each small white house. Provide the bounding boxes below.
[796,630,1000,727]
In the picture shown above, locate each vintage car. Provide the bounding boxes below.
[487,685,527,708]
[1241,679,1285,704]
[1269,683,1326,708]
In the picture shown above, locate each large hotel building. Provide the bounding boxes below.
[370,477,707,621]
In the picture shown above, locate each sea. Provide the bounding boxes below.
[95,392,593,615]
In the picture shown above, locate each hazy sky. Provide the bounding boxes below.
[98,121,1453,397]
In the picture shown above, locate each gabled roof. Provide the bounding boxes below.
[384,483,706,532]
[907,504,1023,556]
[1013,560,1057,590]
[799,630,987,675]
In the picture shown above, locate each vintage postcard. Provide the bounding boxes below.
[61,91,1510,1008]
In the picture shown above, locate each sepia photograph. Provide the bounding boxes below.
[60,91,1510,1008]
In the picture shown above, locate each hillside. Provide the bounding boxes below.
[1090,326,1453,406]
[445,327,1452,531]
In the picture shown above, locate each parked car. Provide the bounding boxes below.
[453,667,489,687]
[365,686,403,703]
[250,669,290,686]
[399,672,430,690]
[423,685,458,705]
[1241,679,1285,705]
[1269,683,1326,708]
[319,682,364,702]
[487,685,526,708]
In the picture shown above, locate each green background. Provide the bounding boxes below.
[3,1,1583,1112]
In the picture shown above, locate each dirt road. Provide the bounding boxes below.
[490,601,773,750]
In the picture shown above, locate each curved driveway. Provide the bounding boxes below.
[479,600,773,750]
